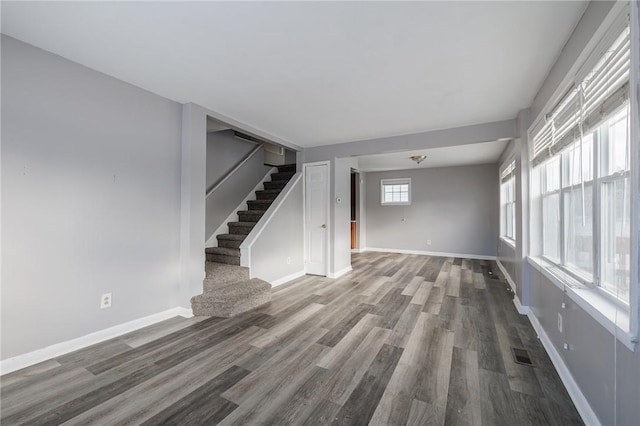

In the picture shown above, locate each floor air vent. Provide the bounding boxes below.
[512,348,534,366]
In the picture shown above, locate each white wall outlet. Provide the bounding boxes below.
[101,293,112,309]
[286,257,291,265]
[427,240,432,245]
[557,313,563,333]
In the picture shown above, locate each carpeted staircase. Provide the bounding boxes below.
[191,164,297,317]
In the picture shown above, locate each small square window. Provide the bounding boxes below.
[381,178,411,205]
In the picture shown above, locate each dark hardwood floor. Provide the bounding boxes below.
[1,252,583,425]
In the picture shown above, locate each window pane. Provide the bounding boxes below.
[564,185,593,276]
[601,178,630,302]
[604,109,629,176]
[544,158,560,192]
[510,202,516,239]
[542,193,561,262]
[563,136,593,187]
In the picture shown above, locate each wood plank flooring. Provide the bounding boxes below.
[1,252,583,425]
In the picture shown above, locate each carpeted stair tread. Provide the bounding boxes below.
[205,247,240,256]
[238,209,268,215]
[216,233,247,249]
[216,234,246,241]
[228,221,257,228]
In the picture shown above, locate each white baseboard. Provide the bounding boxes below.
[351,248,363,253]
[363,247,497,261]
[0,306,193,375]
[495,259,530,315]
[328,265,352,279]
[526,312,601,426]
[512,296,529,315]
[270,270,306,287]
[495,259,517,293]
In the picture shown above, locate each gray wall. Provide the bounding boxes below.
[206,130,259,188]
[205,131,272,244]
[1,36,182,359]
[365,164,499,257]
[249,176,304,283]
[529,268,640,425]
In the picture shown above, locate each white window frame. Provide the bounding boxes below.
[538,109,629,301]
[500,171,516,244]
[380,178,411,206]
[528,6,638,350]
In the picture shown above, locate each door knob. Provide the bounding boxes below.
[321,224,327,229]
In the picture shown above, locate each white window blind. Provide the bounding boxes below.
[500,160,516,183]
[531,21,630,165]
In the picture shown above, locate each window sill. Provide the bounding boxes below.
[499,236,516,249]
[527,256,637,352]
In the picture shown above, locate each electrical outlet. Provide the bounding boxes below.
[101,293,112,309]
[557,313,563,333]
[427,240,432,245]
[286,257,291,265]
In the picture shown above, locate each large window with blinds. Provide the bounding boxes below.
[500,160,516,242]
[531,17,631,304]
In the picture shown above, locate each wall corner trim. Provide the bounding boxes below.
[270,270,306,287]
[0,307,193,375]
[328,265,352,279]
[526,312,602,426]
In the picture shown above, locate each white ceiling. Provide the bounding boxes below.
[2,1,587,148]
[356,139,509,172]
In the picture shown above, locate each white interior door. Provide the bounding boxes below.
[305,163,329,276]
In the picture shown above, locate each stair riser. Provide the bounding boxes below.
[238,213,263,222]
[271,172,295,181]
[229,224,253,235]
[192,293,271,317]
[264,181,287,190]
[255,192,278,201]
[278,165,296,173]
[247,201,272,210]
[204,263,249,286]
[206,253,240,265]
[217,239,243,249]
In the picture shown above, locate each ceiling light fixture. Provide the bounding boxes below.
[410,155,427,164]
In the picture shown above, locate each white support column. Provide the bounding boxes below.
[179,103,207,307]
